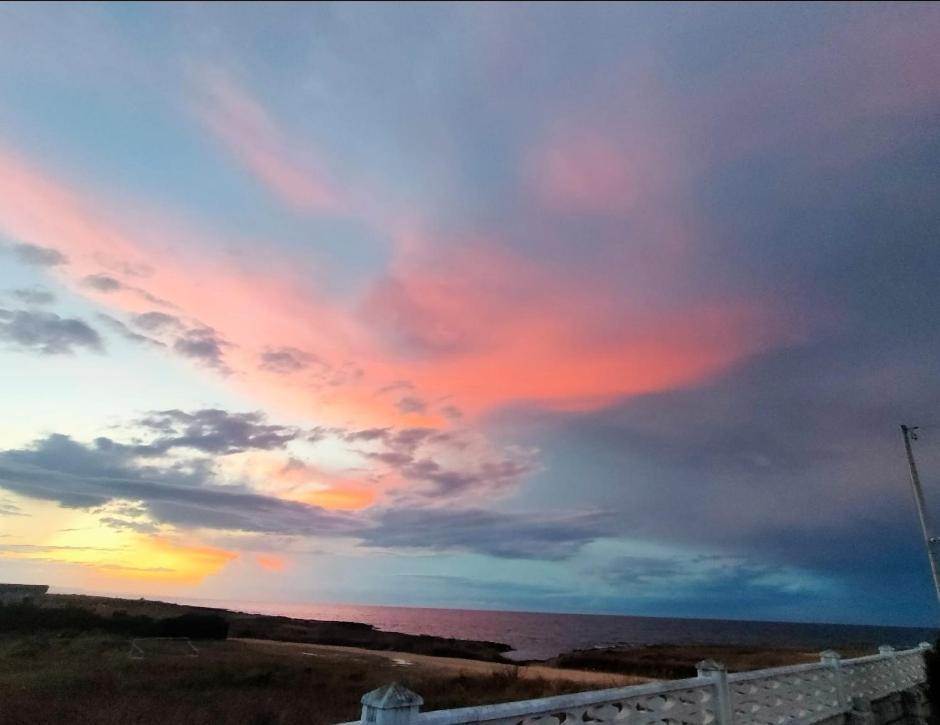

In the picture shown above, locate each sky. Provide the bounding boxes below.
[1,2,940,627]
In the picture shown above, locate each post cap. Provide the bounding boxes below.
[361,683,424,709]
[696,659,727,674]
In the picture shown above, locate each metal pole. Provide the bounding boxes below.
[900,424,940,608]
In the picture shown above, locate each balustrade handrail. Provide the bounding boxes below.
[726,660,831,682]
[843,652,897,666]
[416,675,708,725]
[343,643,932,725]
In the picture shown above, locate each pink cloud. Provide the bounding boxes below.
[529,134,640,215]
[193,69,346,214]
[0,142,362,408]
[0,137,797,427]
[359,231,799,416]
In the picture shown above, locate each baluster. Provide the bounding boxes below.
[879,645,900,693]
[697,659,733,725]
[820,650,847,711]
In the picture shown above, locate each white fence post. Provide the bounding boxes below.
[697,659,733,725]
[820,650,847,710]
[360,684,423,725]
[879,644,900,691]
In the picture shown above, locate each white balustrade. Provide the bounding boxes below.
[339,644,932,725]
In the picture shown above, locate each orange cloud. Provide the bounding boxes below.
[255,553,288,572]
[301,486,377,511]
[224,452,380,510]
[92,537,238,584]
[1,535,237,585]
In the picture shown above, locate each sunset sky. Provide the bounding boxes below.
[2,2,940,626]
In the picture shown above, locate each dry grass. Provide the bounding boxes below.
[550,643,874,679]
[0,635,589,725]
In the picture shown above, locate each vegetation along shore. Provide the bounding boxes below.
[0,594,886,724]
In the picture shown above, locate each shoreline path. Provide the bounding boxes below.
[235,638,649,687]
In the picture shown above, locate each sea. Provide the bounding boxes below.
[188,600,938,661]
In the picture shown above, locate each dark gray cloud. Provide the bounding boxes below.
[116,312,231,368]
[10,288,55,306]
[172,327,230,370]
[95,501,149,518]
[344,427,390,443]
[367,451,413,467]
[259,346,321,374]
[306,426,338,444]
[93,256,153,279]
[0,500,26,517]
[82,273,123,292]
[396,395,428,414]
[256,350,366,394]
[0,423,602,560]
[10,243,67,267]
[0,543,125,554]
[388,551,821,623]
[0,308,103,355]
[82,275,174,307]
[396,455,536,498]
[127,311,232,370]
[582,554,836,622]
[133,311,183,333]
[376,380,415,396]
[440,404,463,420]
[0,433,356,535]
[394,573,562,595]
[593,554,775,590]
[363,508,611,560]
[341,425,531,500]
[97,314,165,347]
[131,311,231,373]
[133,408,301,455]
[496,334,940,622]
[387,428,437,451]
[97,516,159,534]
[343,427,450,452]
[536,339,940,545]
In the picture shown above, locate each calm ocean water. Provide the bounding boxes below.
[191,600,937,661]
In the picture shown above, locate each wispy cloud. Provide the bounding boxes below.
[9,288,55,306]
[9,242,68,267]
[193,68,346,214]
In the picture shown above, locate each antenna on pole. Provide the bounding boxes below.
[900,424,940,608]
